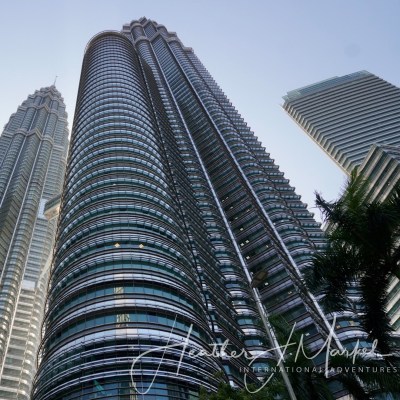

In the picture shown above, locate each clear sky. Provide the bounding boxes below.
[1,0,399,222]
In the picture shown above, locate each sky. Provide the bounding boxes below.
[1,0,399,222]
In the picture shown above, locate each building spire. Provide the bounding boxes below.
[53,75,58,86]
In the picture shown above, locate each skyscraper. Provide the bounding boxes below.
[32,18,364,400]
[283,71,400,174]
[0,86,69,399]
[283,72,400,332]
[358,143,400,203]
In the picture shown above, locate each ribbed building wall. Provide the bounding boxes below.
[33,33,231,400]
[0,86,69,399]
[359,144,400,331]
[360,144,400,203]
[126,18,366,354]
[284,72,400,335]
[283,71,400,174]
[129,22,275,379]
[33,19,368,400]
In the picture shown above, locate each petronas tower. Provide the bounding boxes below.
[0,86,69,399]
[32,18,365,400]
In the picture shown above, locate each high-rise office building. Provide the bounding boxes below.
[283,72,400,333]
[0,86,69,399]
[32,18,364,400]
[358,143,400,203]
[283,71,400,174]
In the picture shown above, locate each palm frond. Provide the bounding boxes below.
[313,167,400,356]
[305,243,360,312]
[330,354,400,397]
[359,271,393,355]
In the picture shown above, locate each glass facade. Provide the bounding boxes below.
[284,73,400,333]
[33,18,365,400]
[283,71,400,173]
[0,86,69,399]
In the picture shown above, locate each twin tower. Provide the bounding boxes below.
[0,18,365,400]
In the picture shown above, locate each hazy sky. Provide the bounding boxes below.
[1,1,399,222]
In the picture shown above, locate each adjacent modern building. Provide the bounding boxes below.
[283,71,400,174]
[32,19,365,400]
[283,72,400,333]
[0,86,69,399]
[359,143,400,203]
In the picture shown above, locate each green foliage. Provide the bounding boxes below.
[329,353,400,399]
[306,169,400,355]
[203,171,400,399]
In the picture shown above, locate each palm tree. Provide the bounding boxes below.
[271,315,400,399]
[201,311,400,399]
[329,353,400,399]
[306,169,400,355]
